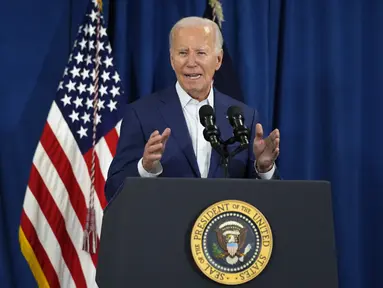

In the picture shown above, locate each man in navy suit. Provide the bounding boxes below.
[105,16,281,202]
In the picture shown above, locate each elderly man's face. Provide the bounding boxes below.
[170,25,223,100]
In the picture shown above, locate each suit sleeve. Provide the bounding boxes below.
[104,104,146,202]
[246,109,257,178]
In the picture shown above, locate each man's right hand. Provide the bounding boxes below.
[142,128,171,172]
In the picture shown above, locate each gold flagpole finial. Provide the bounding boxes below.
[97,0,103,11]
[209,0,224,28]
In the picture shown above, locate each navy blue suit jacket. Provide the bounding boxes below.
[105,85,279,201]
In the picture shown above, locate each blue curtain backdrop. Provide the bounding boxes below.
[1,0,382,287]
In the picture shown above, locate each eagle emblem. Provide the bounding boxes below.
[213,220,252,265]
[191,200,273,285]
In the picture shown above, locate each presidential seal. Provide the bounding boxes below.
[190,200,273,285]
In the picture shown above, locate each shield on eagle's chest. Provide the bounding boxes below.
[227,242,238,257]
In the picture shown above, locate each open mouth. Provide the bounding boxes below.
[184,73,202,80]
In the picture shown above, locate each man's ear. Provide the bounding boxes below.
[170,49,175,70]
[215,49,223,70]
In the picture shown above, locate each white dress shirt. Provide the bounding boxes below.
[137,82,275,179]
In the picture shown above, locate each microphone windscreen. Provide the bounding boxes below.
[199,105,214,126]
[227,106,243,118]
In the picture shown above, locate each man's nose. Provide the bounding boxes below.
[186,53,197,67]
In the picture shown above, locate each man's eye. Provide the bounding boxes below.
[179,51,187,56]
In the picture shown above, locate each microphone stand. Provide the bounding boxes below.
[201,111,250,178]
[212,137,248,178]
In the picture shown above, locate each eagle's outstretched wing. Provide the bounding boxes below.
[215,229,227,251]
[238,228,248,250]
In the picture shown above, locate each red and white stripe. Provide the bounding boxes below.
[19,102,121,287]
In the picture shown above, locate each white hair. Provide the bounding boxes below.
[169,16,223,54]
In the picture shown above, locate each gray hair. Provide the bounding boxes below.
[169,16,223,54]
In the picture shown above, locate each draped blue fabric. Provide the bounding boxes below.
[0,1,89,286]
[1,0,383,287]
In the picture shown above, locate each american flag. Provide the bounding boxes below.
[18,0,124,286]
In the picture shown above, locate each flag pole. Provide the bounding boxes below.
[83,0,103,254]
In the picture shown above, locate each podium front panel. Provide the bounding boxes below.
[97,178,338,288]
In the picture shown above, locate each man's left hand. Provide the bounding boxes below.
[253,123,280,173]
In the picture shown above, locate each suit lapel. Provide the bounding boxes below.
[158,87,201,177]
[208,90,233,178]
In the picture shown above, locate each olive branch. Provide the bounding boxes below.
[212,243,226,259]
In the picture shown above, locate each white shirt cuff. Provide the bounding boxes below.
[137,157,163,177]
[254,162,276,180]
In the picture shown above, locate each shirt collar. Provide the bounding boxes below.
[175,81,214,108]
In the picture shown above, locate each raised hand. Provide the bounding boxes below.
[142,128,171,172]
[253,123,280,173]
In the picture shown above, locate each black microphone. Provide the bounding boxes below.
[227,106,250,147]
[199,105,221,148]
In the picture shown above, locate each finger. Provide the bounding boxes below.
[270,129,280,141]
[255,123,263,140]
[146,143,163,154]
[148,130,161,145]
[273,148,280,161]
[150,130,160,138]
[274,128,280,138]
[273,138,280,149]
[161,128,171,151]
[161,128,171,143]
[265,137,279,153]
[271,145,280,160]
[147,134,162,146]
